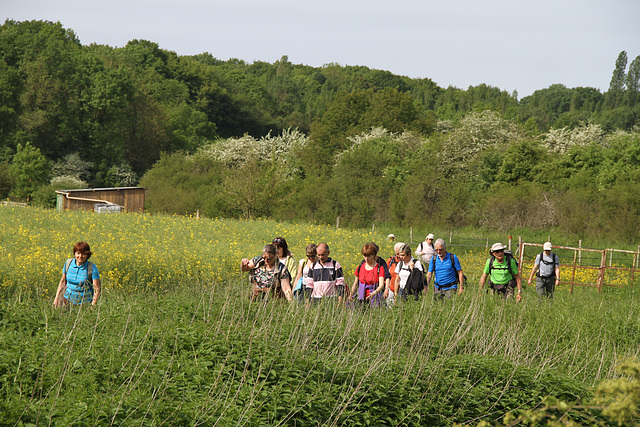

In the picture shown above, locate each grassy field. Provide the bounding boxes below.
[0,207,638,425]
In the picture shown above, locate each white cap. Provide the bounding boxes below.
[387,234,395,239]
[543,242,552,251]
[491,242,507,252]
[426,233,434,240]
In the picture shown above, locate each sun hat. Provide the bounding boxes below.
[426,233,435,240]
[490,242,507,252]
[543,241,552,251]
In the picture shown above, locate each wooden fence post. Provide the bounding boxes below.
[578,240,582,265]
[410,227,413,243]
[336,216,340,229]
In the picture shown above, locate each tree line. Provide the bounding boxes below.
[1,20,640,241]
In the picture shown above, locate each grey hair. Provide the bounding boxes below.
[400,244,411,255]
[434,238,446,249]
[393,242,405,252]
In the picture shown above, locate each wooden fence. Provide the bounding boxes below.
[518,242,639,293]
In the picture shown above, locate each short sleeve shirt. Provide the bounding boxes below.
[428,252,461,289]
[395,258,423,290]
[483,256,518,285]
[535,252,559,277]
[355,263,385,288]
[251,256,291,288]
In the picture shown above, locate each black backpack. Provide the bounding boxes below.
[488,251,518,277]
[398,259,424,300]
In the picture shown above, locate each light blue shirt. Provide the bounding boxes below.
[63,259,100,304]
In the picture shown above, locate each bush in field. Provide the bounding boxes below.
[439,110,522,178]
[543,122,605,154]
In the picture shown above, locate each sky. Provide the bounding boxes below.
[4,0,640,98]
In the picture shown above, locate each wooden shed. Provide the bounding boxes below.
[55,187,145,213]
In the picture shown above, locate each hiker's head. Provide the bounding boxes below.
[361,243,378,260]
[434,239,446,255]
[399,244,412,260]
[317,243,330,262]
[272,237,290,257]
[73,241,92,259]
[305,243,318,260]
[394,242,405,256]
[490,243,507,260]
[262,244,277,264]
[425,233,435,244]
[543,241,552,253]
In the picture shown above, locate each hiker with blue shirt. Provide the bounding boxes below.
[53,241,101,307]
[425,238,464,300]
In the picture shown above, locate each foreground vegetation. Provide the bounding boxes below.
[1,207,639,425]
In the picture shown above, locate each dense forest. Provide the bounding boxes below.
[2,20,640,241]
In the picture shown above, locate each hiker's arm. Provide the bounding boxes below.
[457,269,464,294]
[92,279,101,306]
[555,264,560,284]
[367,275,385,300]
[425,270,432,286]
[351,275,359,297]
[479,273,488,292]
[281,277,292,301]
[293,262,304,287]
[527,264,538,285]
[53,274,67,307]
[240,258,255,272]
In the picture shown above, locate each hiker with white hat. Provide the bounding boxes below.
[479,242,522,301]
[416,233,435,265]
[527,242,560,298]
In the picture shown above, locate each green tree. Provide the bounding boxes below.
[607,50,628,107]
[625,55,640,107]
[10,142,49,201]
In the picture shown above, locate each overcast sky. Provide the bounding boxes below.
[4,0,640,98]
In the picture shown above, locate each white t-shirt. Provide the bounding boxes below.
[394,258,423,289]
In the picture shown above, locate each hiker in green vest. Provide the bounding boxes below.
[479,242,522,301]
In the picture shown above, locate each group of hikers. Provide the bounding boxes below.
[50,234,560,308]
[239,235,561,306]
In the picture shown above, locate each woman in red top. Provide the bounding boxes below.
[350,243,385,307]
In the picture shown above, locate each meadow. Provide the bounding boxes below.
[0,206,639,426]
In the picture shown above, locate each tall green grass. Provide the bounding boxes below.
[2,278,637,425]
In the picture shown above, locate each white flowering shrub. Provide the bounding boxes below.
[542,123,605,153]
[198,128,309,178]
[439,110,521,177]
[336,127,426,165]
[50,175,87,187]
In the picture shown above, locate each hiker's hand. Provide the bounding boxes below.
[527,278,532,285]
[516,292,522,302]
[458,287,463,295]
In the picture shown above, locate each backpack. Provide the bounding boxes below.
[398,259,424,299]
[430,253,466,287]
[488,251,518,277]
[537,252,558,277]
